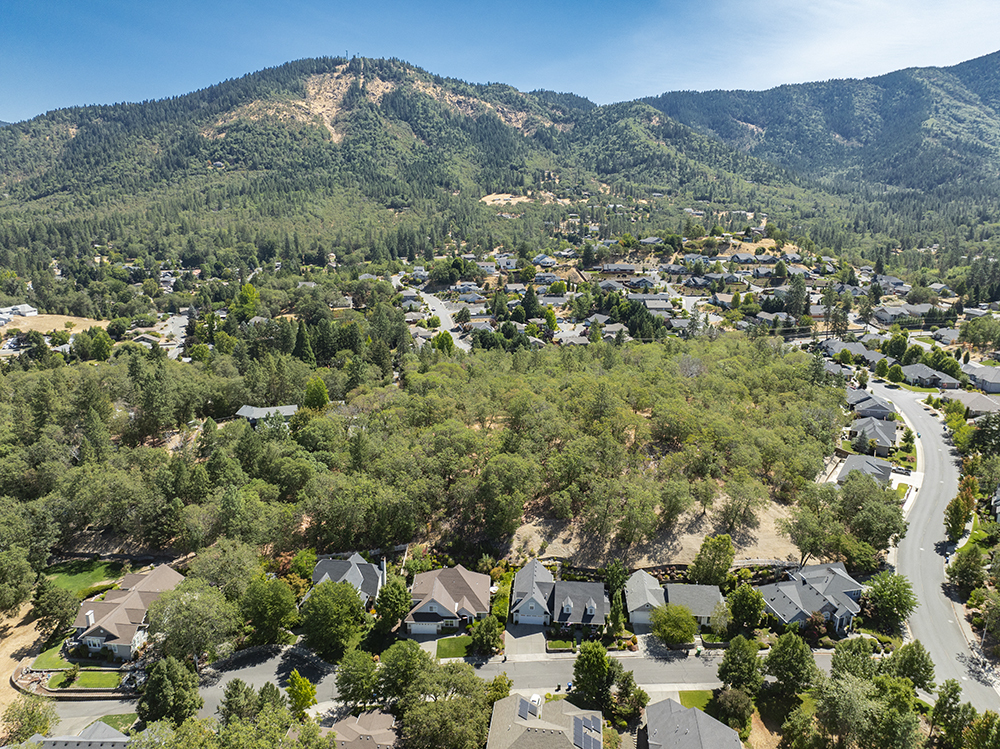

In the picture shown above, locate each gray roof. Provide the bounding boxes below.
[30,719,129,748]
[850,417,897,449]
[313,553,385,602]
[942,390,1000,414]
[757,563,861,627]
[645,698,741,749]
[512,559,609,625]
[487,694,602,749]
[236,404,299,421]
[624,570,665,614]
[838,454,892,484]
[664,584,724,619]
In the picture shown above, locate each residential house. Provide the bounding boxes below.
[404,565,491,634]
[331,710,398,749]
[486,694,603,749]
[599,280,624,292]
[312,553,387,608]
[236,404,299,428]
[824,361,852,379]
[711,293,734,309]
[820,340,868,360]
[849,417,897,457]
[837,454,893,484]
[963,362,1000,394]
[627,277,657,290]
[510,559,610,627]
[640,236,662,246]
[901,363,960,389]
[27,721,129,749]
[665,584,724,626]
[643,698,741,749]
[535,272,560,285]
[729,253,757,265]
[933,328,960,345]
[684,276,711,289]
[72,564,184,660]
[757,563,863,632]
[602,263,636,276]
[498,257,518,272]
[624,570,665,625]
[941,390,1000,417]
[848,392,896,420]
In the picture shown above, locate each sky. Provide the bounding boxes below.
[3,0,1000,123]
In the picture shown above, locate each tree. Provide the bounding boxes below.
[455,306,472,324]
[875,358,889,378]
[717,687,754,733]
[933,679,977,748]
[379,639,433,708]
[0,548,34,616]
[688,534,734,587]
[432,330,455,355]
[887,363,904,383]
[717,635,763,697]
[861,571,917,631]
[241,576,297,644]
[815,673,875,748]
[300,581,365,662]
[830,636,879,680]
[287,668,317,721]
[232,283,261,323]
[944,495,971,543]
[469,615,504,656]
[727,583,765,631]
[486,672,512,705]
[573,640,612,707]
[147,578,237,669]
[187,537,260,602]
[137,656,204,726]
[32,576,79,636]
[852,428,871,454]
[374,576,411,635]
[293,324,316,366]
[764,632,818,697]
[217,678,260,726]
[1,694,57,745]
[965,711,1000,748]
[856,369,868,389]
[336,648,378,710]
[947,545,986,596]
[650,603,698,645]
[402,662,491,749]
[303,376,329,410]
[883,640,935,692]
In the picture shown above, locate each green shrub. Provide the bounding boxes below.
[77,583,117,600]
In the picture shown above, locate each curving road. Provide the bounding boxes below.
[873,382,1000,710]
[417,288,471,351]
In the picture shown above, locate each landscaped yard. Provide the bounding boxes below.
[33,636,72,670]
[48,670,121,689]
[46,559,123,596]
[546,639,575,651]
[89,714,136,734]
[897,382,939,393]
[679,689,713,711]
[960,513,988,551]
[436,635,472,658]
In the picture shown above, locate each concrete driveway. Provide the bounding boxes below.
[504,624,547,658]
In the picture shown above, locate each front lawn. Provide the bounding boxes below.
[896,382,939,393]
[895,484,910,501]
[436,636,472,658]
[88,714,137,734]
[46,559,123,596]
[48,670,121,689]
[32,636,72,670]
[679,690,713,711]
[547,639,575,651]
[960,513,988,551]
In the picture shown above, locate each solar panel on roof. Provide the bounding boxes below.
[573,718,584,748]
[518,699,529,720]
[585,733,595,749]
[590,715,601,731]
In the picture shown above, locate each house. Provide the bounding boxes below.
[498,257,518,272]
[312,553,387,608]
[849,417,897,457]
[510,559,610,627]
[837,454,893,484]
[933,328,960,345]
[404,565,491,634]
[684,276,711,289]
[627,277,656,290]
[665,584,724,626]
[901,363,960,389]
[824,361,851,379]
[331,709,398,749]
[711,293,734,310]
[71,564,184,660]
[625,570,665,625]
[849,392,896,420]
[26,721,129,749]
[643,698,741,749]
[963,362,1000,394]
[602,263,636,276]
[640,236,662,245]
[757,563,862,632]
[599,280,624,292]
[941,390,1000,418]
[730,253,757,265]
[236,404,298,427]
[486,693,603,749]
[820,340,867,360]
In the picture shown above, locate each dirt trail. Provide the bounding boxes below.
[0,603,45,723]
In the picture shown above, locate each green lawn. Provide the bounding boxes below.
[896,382,939,393]
[546,639,575,650]
[960,513,988,551]
[32,636,72,670]
[436,636,472,658]
[48,670,121,689]
[88,714,137,734]
[46,559,123,596]
[895,484,910,501]
[679,690,713,711]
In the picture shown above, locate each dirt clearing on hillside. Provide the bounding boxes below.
[511,502,797,569]
[1,314,108,335]
[0,604,44,724]
[481,193,531,206]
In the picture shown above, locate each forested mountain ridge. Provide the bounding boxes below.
[643,50,1000,193]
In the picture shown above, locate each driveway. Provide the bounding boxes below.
[504,624,547,658]
[874,382,1000,710]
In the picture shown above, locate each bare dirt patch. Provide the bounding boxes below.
[510,502,796,569]
[480,193,531,206]
[1,314,108,335]
[0,604,45,724]
[748,711,781,749]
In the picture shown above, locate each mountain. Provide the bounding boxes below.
[643,50,1000,194]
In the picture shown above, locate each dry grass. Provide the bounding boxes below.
[1,314,108,335]
[0,604,45,732]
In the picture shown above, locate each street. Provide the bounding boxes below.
[876,382,1000,711]
[416,288,471,351]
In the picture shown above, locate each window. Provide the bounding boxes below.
[428,604,436,612]
[528,604,534,610]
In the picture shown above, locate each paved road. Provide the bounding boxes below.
[416,288,471,351]
[875,382,1000,710]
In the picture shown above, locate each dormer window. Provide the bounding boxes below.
[587,605,595,615]
[428,604,436,612]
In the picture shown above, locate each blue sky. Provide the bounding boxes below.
[2,0,1000,123]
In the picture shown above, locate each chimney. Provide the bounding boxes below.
[85,610,95,627]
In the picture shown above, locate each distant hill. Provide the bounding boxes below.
[642,50,1000,194]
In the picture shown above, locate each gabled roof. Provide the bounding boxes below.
[664,584,724,619]
[511,559,555,615]
[331,709,398,749]
[624,570,665,614]
[32,720,129,748]
[757,563,861,627]
[645,698,741,749]
[850,417,896,448]
[406,565,491,624]
[73,564,183,647]
[487,694,603,749]
[235,404,298,420]
[313,553,385,602]
[838,454,892,484]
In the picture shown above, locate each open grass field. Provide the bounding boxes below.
[45,559,123,596]
[1,314,109,335]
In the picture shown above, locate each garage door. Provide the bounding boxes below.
[517,615,546,626]
[409,622,439,634]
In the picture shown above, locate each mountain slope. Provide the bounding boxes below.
[642,50,1000,192]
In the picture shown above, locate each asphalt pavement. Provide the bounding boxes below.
[416,288,471,351]
[875,382,1000,711]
